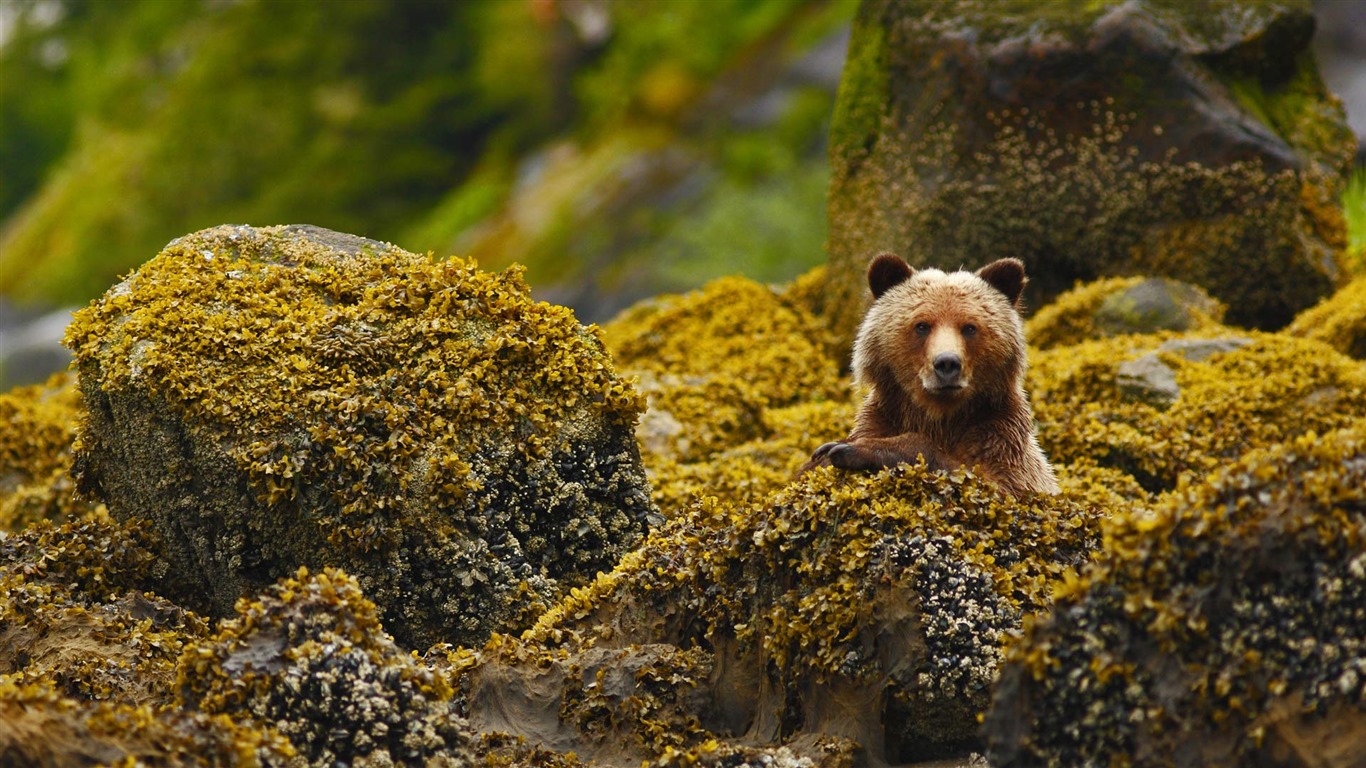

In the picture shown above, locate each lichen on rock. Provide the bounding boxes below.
[985,423,1366,767]
[177,566,474,767]
[63,224,655,648]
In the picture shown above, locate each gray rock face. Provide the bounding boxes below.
[825,0,1356,350]
[64,224,654,649]
[1117,337,1253,406]
[1094,278,1225,337]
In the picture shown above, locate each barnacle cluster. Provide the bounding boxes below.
[1286,274,1366,360]
[521,463,1106,762]
[0,373,99,531]
[1029,331,1366,491]
[177,566,473,767]
[62,224,654,648]
[601,273,853,517]
[985,423,1366,766]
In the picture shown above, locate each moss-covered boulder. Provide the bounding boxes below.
[985,423,1366,767]
[64,224,654,649]
[178,567,474,767]
[1287,273,1366,359]
[826,0,1356,348]
[457,465,1104,764]
[0,373,98,531]
[1030,331,1366,491]
[1026,277,1226,351]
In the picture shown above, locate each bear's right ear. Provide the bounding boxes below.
[868,253,914,300]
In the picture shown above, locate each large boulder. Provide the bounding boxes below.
[985,423,1366,767]
[63,224,655,649]
[826,0,1357,347]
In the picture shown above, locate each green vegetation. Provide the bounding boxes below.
[0,0,856,314]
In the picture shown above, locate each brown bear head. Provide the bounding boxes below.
[852,253,1028,417]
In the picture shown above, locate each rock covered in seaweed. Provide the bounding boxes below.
[0,373,98,531]
[0,510,198,708]
[1287,273,1366,360]
[63,224,654,649]
[0,678,298,768]
[985,423,1366,767]
[460,465,1105,764]
[1029,331,1366,491]
[601,271,853,518]
[1025,277,1226,351]
[0,512,295,765]
[825,0,1356,348]
[177,567,474,767]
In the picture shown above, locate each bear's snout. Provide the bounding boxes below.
[933,352,963,386]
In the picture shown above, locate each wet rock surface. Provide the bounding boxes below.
[63,224,654,649]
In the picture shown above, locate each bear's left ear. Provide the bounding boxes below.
[868,253,914,300]
[977,258,1027,307]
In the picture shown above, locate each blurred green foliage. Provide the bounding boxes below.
[0,0,855,313]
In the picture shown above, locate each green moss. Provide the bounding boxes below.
[986,423,1366,765]
[1029,331,1366,491]
[827,7,887,167]
[64,224,652,648]
[1343,164,1366,271]
[178,566,473,767]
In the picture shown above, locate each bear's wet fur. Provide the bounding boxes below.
[804,253,1059,496]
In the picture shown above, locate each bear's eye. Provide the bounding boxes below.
[914,322,931,336]
[962,323,978,337]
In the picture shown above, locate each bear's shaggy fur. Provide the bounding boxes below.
[804,254,1059,495]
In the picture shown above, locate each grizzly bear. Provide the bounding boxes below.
[803,253,1059,496]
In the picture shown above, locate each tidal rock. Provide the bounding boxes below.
[826,0,1356,348]
[476,464,1105,764]
[1027,276,1227,350]
[1288,273,1366,359]
[178,567,474,767]
[985,424,1366,767]
[64,224,654,649]
[1116,336,1254,406]
[1031,331,1366,490]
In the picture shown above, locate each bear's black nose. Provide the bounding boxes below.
[933,352,962,384]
